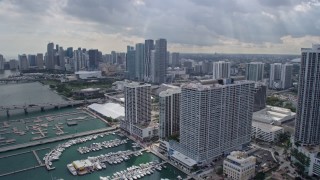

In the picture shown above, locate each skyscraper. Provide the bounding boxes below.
[269,63,292,90]
[212,61,231,80]
[135,43,145,81]
[253,83,267,112]
[122,82,151,134]
[0,54,4,70]
[36,53,44,69]
[58,47,65,69]
[178,80,254,163]
[159,88,181,139]
[295,44,320,146]
[151,39,167,84]
[144,39,154,81]
[66,47,73,58]
[27,55,37,68]
[246,62,264,82]
[88,49,99,70]
[269,63,282,89]
[126,46,136,80]
[171,52,180,67]
[18,54,29,70]
[46,42,54,69]
[281,63,293,89]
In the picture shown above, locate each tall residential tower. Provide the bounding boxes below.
[295,44,320,145]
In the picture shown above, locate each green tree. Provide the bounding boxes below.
[254,172,265,180]
[216,166,223,176]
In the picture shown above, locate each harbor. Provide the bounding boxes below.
[0,82,187,179]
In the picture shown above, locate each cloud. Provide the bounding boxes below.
[0,0,320,57]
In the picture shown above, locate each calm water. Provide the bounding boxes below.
[0,82,66,119]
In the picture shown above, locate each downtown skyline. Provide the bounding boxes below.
[1,0,320,58]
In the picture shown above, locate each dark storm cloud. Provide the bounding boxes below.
[58,0,320,46]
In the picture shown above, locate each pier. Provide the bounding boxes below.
[0,165,44,178]
[32,150,43,166]
[0,147,50,159]
[0,127,117,153]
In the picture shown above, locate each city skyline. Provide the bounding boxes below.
[1,0,320,58]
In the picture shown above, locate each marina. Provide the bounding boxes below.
[0,82,187,180]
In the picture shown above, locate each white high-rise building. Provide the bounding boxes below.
[213,61,231,80]
[223,151,256,180]
[269,63,292,90]
[159,87,181,139]
[121,82,151,135]
[177,80,255,163]
[246,62,264,82]
[0,54,4,70]
[281,63,293,89]
[295,44,320,146]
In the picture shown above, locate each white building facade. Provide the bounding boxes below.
[212,61,231,80]
[176,80,254,163]
[252,121,284,142]
[245,62,264,82]
[159,88,181,139]
[223,151,256,180]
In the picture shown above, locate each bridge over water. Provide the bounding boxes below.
[0,98,105,116]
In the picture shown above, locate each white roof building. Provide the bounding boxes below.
[88,103,124,119]
[253,105,296,125]
[170,150,197,172]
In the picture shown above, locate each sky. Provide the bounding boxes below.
[0,0,320,59]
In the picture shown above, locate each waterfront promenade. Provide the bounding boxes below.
[0,127,117,153]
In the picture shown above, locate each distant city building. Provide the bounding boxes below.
[151,39,167,84]
[135,43,145,81]
[46,42,55,69]
[174,80,254,163]
[269,63,282,89]
[73,48,88,72]
[252,121,284,142]
[223,151,256,180]
[9,59,18,70]
[144,39,154,81]
[281,63,293,89]
[295,44,320,146]
[159,87,181,139]
[88,49,99,70]
[18,54,29,70]
[28,54,37,68]
[36,53,44,69]
[75,71,102,80]
[202,61,213,74]
[253,83,267,112]
[126,46,136,80]
[58,47,65,69]
[171,52,180,67]
[246,62,264,81]
[269,63,292,90]
[66,47,73,58]
[0,54,4,70]
[212,61,230,80]
[111,51,117,64]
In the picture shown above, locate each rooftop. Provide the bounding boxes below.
[159,88,181,97]
[171,150,197,167]
[252,121,283,132]
[88,102,124,119]
[225,151,256,166]
[124,81,151,88]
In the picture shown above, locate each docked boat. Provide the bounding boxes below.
[67,164,77,176]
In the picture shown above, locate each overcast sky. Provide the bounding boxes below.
[1,0,320,59]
